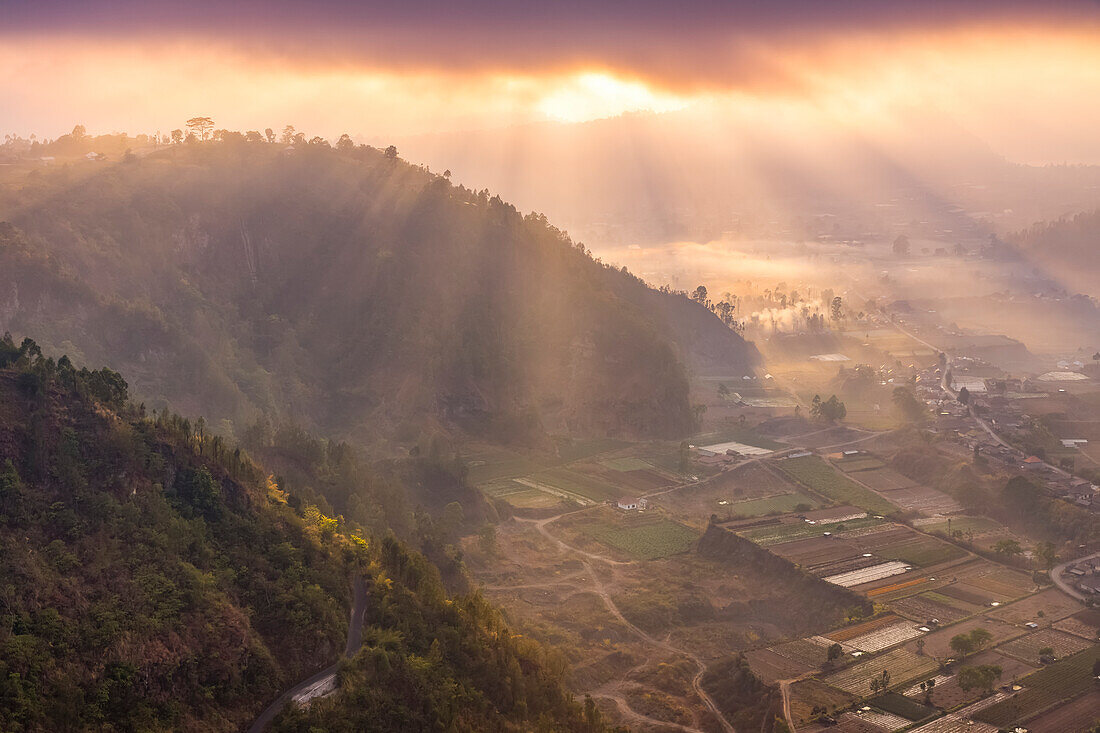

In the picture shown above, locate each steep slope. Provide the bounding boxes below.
[0,140,756,445]
[0,337,620,732]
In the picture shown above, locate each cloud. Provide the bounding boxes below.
[5,1,1099,92]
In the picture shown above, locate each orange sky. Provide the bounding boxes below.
[3,15,1100,163]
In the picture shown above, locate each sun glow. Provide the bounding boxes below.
[536,72,689,122]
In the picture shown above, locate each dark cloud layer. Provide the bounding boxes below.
[5,0,1099,89]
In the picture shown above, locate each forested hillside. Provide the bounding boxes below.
[0,337,617,732]
[1011,209,1100,297]
[0,138,756,445]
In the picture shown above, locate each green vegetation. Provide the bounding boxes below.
[724,492,820,518]
[956,664,1003,694]
[974,645,1100,727]
[949,628,994,657]
[0,340,612,732]
[919,516,1002,536]
[0,140,755,445]
[737,516,884,546]
[701,654,781,732]
[271,538,614,733]
[877,539,967,568]
[569,515,698,560]
[530,467,620,503]
[868,693,936,722]
[776,456,897,514]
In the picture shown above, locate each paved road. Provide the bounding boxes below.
[248,574,368,733]
[1051,550,1100,602]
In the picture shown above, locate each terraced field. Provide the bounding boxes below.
[776,455,897,514]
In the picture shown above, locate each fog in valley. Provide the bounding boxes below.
[4,3,1100,733]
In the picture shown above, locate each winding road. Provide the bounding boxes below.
[1051,550,1100,602]
[522,513,735,732]
[247,574,368,733]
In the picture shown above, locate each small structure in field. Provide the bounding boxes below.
[616,497,647,511]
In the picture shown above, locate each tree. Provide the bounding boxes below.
[892,235,910,256]
[827,643,843,661]
[244,130,263,143]
[691,285,709,305]
[264,128,275,143]
[949,633,974,657]
[811,394,846,423]
[170,129,183,144]
[678,441,691,474]
[71,124,87,139]
[969,628,993,650]
[185,116,214,141]
[477,524,497,555]
[993,539,1022,558]
[384,145,398,159]
[892,386,925,423]
[1035,541,1058,570]
[957,386,970,405]
[957,664,1002,694]
[916,637,925,656]
[281,125,296,144]
[830,296,843,322]
[336,133,355,151]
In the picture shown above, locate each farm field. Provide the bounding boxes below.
[868,692,936,722]
[1054,608,1100,639]
[996,628,1093,665]
[888,591,980,623]
[905,616,1021,658]
[658,463,801,518]
[875,485,963,515]
[867,533,967,568]
[789,678,857,727]
[743,648,813,683]
[721,492,820,518]
[915,650,1035,709]
[467,448,553,483]
[1026,689,1100,732]
[974,645,1100,727]
[480,479,565,508]
[691,426,786,451]
[776,455,897,514]
[914,516,1003,536]
[553,511,699,561]
[845,621,924,653]
[768,638,830,668]
[528,466,621,503]
[832,455,887,473]
[822,647,938,694]
[735,515,883,546]
[986,588,1082,626]
[828,615,910,643]
[552,436,631,462]
[848,467,915,491]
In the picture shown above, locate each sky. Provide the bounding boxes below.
[4,0,1100,163]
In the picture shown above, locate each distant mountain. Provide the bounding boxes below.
[0,140,756,445]
[1010,209,1100,298]
[393,106,1100,247]
[0,338,617,732]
